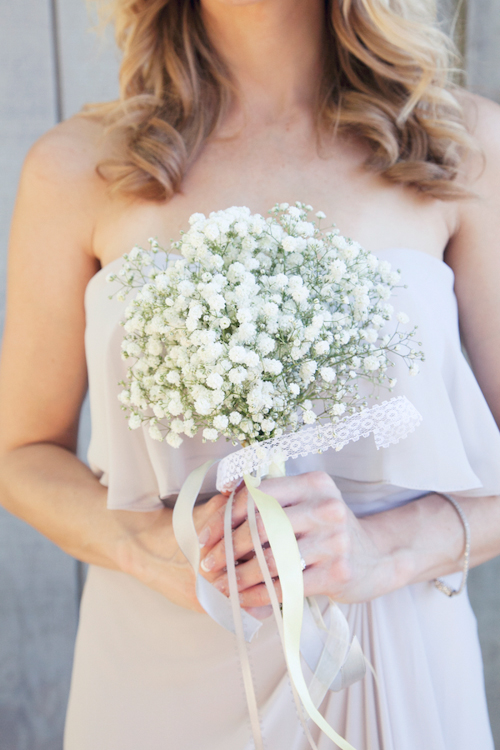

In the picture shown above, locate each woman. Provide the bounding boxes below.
[1,0,499,748]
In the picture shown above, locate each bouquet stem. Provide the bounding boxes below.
[265,458,287,479]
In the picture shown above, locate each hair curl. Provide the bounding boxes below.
[84,0,476,201]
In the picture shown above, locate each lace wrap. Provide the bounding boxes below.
[216,396,422,493]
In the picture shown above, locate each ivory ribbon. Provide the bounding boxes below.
[172,459,262,641]
[244,474,360,750]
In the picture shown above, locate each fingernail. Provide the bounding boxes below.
[214,578,227,593]
[201,554,215,572]
[239,593,245,606]
[198,527,210,548]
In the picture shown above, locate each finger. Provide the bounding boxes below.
[239,567,319,608]
[213,547,277,595]
[239,578,283,609]
[258,470,341,508]
[213,537,321,594]
[203,501,313,574]
[197,484,251,550]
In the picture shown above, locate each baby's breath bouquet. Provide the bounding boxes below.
[108,202,422,452]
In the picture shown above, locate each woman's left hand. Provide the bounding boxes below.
[197,471,403,612]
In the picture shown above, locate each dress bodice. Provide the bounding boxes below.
[84,247,500,515]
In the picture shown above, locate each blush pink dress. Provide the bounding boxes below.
[64,247,500,750]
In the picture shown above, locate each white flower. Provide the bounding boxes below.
[237,308,254,324]
[282,236,299,253]
[204,222,220,241]
[295,221,315,237]
[315,211,326,219]
[128,414,142,430]
[194,398,213,415]
[153,404,166,419]
[237,323,257,344]
[289,383,300,395]
[203,428,218,441]
[213,414,229,430]
[149,423,163,441]
[210,389,225,406]
[177,280,195,296]
[219,316,231,329]
[303,410,317,424]
[409,364,420,376]
[189,212,206,225]
[261,418,276,432]
[396,312,410,324]
[331,403,346,416]
[376,284,392,301]
[170,419,185,434]
[364,355,380,371]
[320,366,336,382]
[263,358,283,375]
[125,342,142,357]
[313,340,329,356]
[244,350,260,367]
[206,372,224,390]
[229,411,242,425]
[147,339,163,356]
[166,431,183,448]
[256,333,275,355]
[263,302,279,319]
[300,361,317,383]
[229,345,247,363]
[228,367,248,384]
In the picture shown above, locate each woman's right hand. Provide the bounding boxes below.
[114,493,229,613]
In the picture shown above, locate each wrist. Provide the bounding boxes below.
[361,511,418,595]
[111,506,173,579]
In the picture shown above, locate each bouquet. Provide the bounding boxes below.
[109,202,422,450]
[108,203,423,750]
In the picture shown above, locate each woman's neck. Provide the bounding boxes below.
[200,0,325,125]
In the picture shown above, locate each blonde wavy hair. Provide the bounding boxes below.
[85,0,475,201]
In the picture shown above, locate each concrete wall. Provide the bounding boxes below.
[0,1,498,748]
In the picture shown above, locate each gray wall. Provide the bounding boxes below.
[0,1,498,748]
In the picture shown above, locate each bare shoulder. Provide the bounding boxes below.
[23,114,108,195]
[456,90,500,188]
[444,90,500,291]
[15,114,114,264]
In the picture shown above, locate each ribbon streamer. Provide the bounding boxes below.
[244,474,358,750]
[224,490,264,750]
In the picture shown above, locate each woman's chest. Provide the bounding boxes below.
[93,131,455,267]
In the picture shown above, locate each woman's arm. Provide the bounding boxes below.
[0,119,223,612]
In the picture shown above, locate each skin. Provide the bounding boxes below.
[0,0,500,620]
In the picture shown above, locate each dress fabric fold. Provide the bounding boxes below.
[64,247,499,750]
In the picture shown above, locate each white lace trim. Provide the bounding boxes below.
[216,396,422,493]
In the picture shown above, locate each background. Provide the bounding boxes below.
[0,1,499,748]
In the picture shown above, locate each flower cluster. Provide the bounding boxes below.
[108,203,423,447]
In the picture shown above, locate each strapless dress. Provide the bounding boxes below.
[63,247,500,750]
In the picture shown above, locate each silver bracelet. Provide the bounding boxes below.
[433,493,471,597]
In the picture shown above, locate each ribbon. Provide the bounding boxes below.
[244,475,359,750]
[172,459,262,641]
